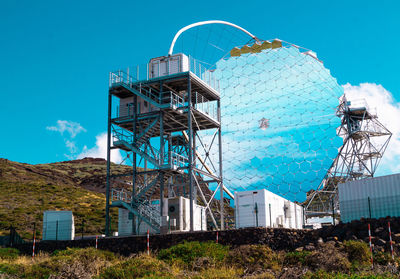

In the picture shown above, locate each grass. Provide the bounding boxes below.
[0,180,117,239]
[225,244,283,272]
[1,242,399,279]
[0,157,224,239]
[0,247,118,279]
[0,158,124,238]
[344,240,371,268]
[0,248,19,260]
[157,241,229,269]
[284,250,311,266]
[99,254,176,279]
[303,270,399,279]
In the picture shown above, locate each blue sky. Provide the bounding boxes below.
[1,0,400,177]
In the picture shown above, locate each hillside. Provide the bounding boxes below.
[0,157,226,239]
[0,157,131,239]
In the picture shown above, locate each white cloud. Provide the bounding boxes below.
[65,139,77,153]
[77,132,122,163]
[343,83,400,175]
[46,120,86,138]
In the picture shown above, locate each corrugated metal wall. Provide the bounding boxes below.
[339,173,400,222]
[42,211,75,240]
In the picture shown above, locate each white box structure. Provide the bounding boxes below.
[235,189,304,229]
[42,211,75,240]
[339,173,400,223]
[118,197,206,236]
[119,96,159,118]
[149,53,189,79]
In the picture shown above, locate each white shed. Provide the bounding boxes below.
[235,189,304,229]
[42,211,75,241]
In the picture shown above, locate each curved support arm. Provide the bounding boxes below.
[168,20,260,56]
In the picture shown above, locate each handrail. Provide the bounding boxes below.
[111,188,161,227]
[194,91,218,121]
[109,55,220,92]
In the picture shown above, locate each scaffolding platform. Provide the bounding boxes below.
[105,59,226,236]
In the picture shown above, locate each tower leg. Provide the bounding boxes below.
[105,92,112,236]
[187,75,194,232]
[132,95,137,235]
[218,99,224,230]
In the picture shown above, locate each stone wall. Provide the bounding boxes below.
[14,217,400,255]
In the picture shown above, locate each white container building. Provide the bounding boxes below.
[118,197,206,236]
[42,211,75,241]
[339,173,400,223]
[149,53,189,79]
[117,54,189,119]
[235,189,304,229]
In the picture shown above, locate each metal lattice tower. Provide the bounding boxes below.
[104,56,227,235]
[305,96,392,218]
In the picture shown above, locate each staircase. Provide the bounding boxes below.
[111,170,178,234]
[136,121,160,148]
[112,128,162,167]
[113,127,188,171]
[111,188,161,233]
[109,70,194,234]
[135,172,174,204]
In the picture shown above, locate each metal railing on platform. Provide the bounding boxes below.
[109,55,220,92]
[111,188,132,203]
[194,91,218,121]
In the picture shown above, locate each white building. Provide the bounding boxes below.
[235,189,304,229]
[42,211,75,241]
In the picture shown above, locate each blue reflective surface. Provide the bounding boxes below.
[213,46,343,202]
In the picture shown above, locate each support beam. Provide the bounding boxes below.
[187,75,194,232]
[182,131,234,199]
[160,172,164,224]
[132,94,138,235]
[105,92,112,236]
[218,99,224,230]
[192,173,219,229]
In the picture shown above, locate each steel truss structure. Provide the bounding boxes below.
[105,66,226,235]
[305,96,392,218]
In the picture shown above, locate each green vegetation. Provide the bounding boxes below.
[100,254,175,279]
[2,241,398,279]
[0,180,112,239]
[0,248,19,260]
[0,158,125,238]
[284,250,311,266]
[1,158,399,278]
[344,240,371,268]
[303,270,398,279]
[226,244,283,272]
[373,251,393,266]
[0,247,117,279]
[0,157,223,239]
[306,242,351,272]
[157,241,229,268]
